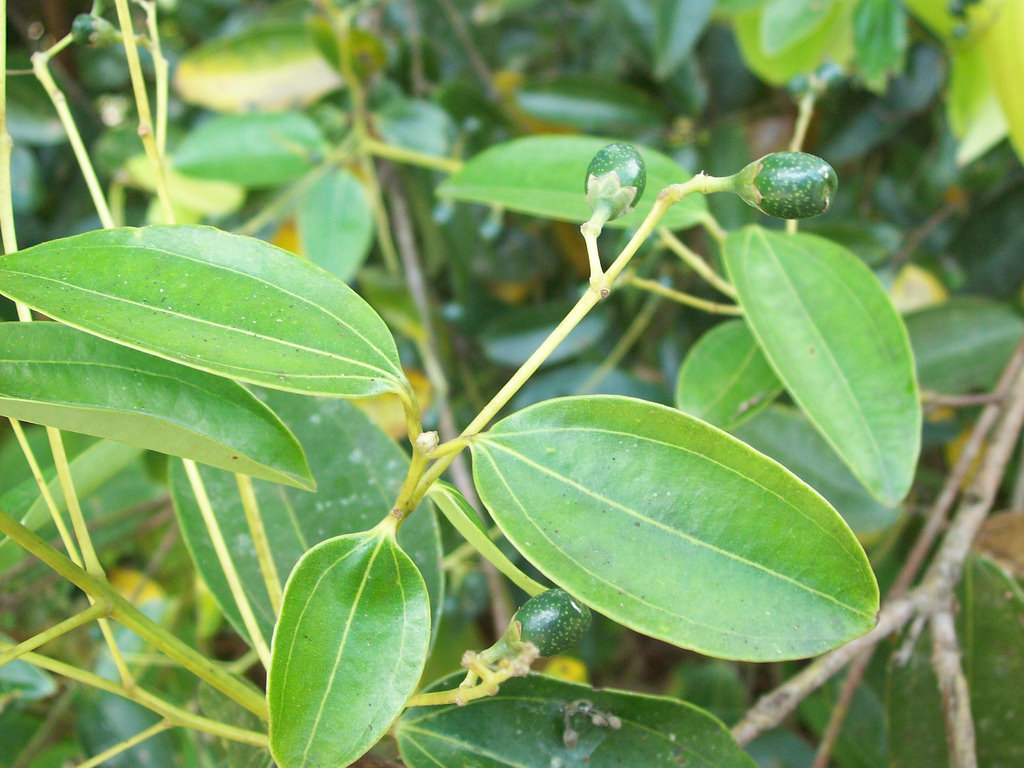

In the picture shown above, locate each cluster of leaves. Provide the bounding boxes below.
[2,1,1023,768]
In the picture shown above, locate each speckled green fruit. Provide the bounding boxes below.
[512,588,591,656]
[736,151,838,220]
[71,14,117,47]
[584,143,647,221]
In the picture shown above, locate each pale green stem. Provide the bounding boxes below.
[787,90,816,235]
[0,600,111,668]
[577,292,662,395]
[0,641,268,745]
[46,428,136,689]
[0,507,269,720]
[75,720,174,768]
[9,418,82,566]
[235,473,282,615]
[581,205,612,283]
[113,0,174,221]
[182,460,272,668]
[0,0,20,261]
[363,137,463,174]
[625,273,742,315]
[658,227,737,298]
[428,486,545,597]
[139,0,169,157]
[699,211,727,246]
[30,46,115,230]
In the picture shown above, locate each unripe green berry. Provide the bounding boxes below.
[733,151,838,220]
[585,143,646,222]
[511,588,591,657]
[71,14,118,47]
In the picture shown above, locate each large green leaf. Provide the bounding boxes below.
[170,391,442,645]
[296,167,374,283]
[724,228,920,506]
[174,111,327,188]
[0,226,407,398]
[513,76,666,134]
[438,135,707,230]
[471,395,878,661]
[675,319,782,430]
[733,407,899,539]
[653,0,717,80]
[173,23,343,113]
[0,322,311,488]
[760,0,837,56]
[398,673,757,768]
[904,298,1023,394]
[885,633,948,768]
[268,524,430,768]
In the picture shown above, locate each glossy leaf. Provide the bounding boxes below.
[297,167,374,282]
[948,44,1008,166]
[268,525,430,768]
[0,633,57,701]
[905,298,1024,395]
[724,228,921,506]
[173,23,343,113]
[174,111,327,188]
[675,320,782,430]
[0,322,312,488]
[734,407,899,539]
[513,76,666,134]
[654,0,717,80]
[959,557,1024,766]
[853,0,907,90]
[0,226,408,398]
[761,0,837,56]
[170,391,442,645]
[439,135,708,231]
[471,395,879,661]
[398,673,757,768]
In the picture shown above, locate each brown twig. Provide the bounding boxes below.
[732,337,1024,747]
[809,647,872,768]
[930,604,977,768]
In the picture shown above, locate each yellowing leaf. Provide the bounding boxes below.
[978,0,1024,165]
[174,23,343,113]
[354,368,433,439]
[891,263,948,313]
[124,155,245,217]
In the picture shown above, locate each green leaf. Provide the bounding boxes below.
[724,228,921,506]
[471,395,878,661]
[297,168,374,283]
[439,135,708,231]
[731,4,853,85]
[173,23,343,113]
[0,634,57,702]
[733,406,899,539]
[853,0,907,90]
[513,76,666,134]
[123,155,246,218]
[885,632,949,768]
[761,0,837,56]
[905,298,1023,395]
[374,98,457,158]
[799,676,887,768]
[170,391,442,646]
[959,557,1024,767]
[0,322,312,489]
[482,301,610,368]
[399,673,758,768]
[654,0,717,80]
[948,44,1009,166]
[675,319,782,430]
[174,111,327,188]
[0,225,408,399]
[268,524,430,768]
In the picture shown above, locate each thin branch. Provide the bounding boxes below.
[930,604,977,768]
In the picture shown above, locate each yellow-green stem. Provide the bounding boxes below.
[47,428,136,688]
[235,473,282,614]
[113,0,173,222]
[0,508,269,719]
[183,460,271,668]
[363,137,463,174]
[75,720,174,768]
[659,227,737,298]
[0,600,111,668]
[9,418,82,566]
[625,273,742,315]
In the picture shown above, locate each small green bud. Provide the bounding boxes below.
[71,14,118,47]
[511,588,591,657]
[733,151,838,220]
[585,143,646,222]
